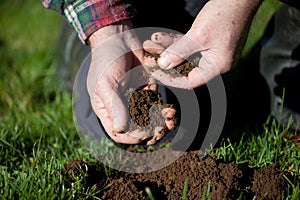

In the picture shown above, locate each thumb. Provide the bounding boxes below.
[110,90,130,133]
[158,36,200,70]
[92,82,129,133]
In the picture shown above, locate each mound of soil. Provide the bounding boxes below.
[64,150,289,200]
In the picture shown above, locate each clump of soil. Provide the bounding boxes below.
[125,89,177,139]
[63,150,289,199]
[144,51,200,77]
[128,89,167,129]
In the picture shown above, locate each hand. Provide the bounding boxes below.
[143,0,262,89]
[87,20,176,145]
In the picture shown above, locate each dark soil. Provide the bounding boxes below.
[144,51,198,77]
[127,89,176,134]
[64,150,289,200]
[123,51,198,137]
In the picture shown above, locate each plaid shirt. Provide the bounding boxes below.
[42,0,299,44]
[41,0,137,44]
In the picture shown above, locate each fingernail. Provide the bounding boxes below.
[151,33,160,42]
[158,55,171,69]
[113,119,127,133]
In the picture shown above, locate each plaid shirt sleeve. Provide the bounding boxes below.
[41,0,137,44]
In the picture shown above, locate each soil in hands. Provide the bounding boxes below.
[144,51,200,77]
[126,89,175,134]
[125,51,200,139]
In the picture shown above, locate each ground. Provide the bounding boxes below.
[64,68,290,199]
[64,149,289,199]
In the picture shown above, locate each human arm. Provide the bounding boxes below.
[42,0,176,145]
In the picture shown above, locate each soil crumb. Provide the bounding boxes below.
[63,150,289,200]
[144,51,200,77]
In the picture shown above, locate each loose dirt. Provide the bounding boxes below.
[144,51,198,77]
[64,150,289,200]
[126,89,177,137]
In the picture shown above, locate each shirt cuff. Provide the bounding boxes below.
[63,0,137,44]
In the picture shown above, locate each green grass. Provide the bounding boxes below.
[0,0,299,199]
[0,0,98,198]
[242,0,282,57]
[211,116,300,198]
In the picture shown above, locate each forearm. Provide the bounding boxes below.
[41,0,137,44]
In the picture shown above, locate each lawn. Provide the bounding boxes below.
[0,0,299,199]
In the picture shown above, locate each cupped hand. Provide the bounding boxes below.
[143,0,262,89]
[87,20,176,145]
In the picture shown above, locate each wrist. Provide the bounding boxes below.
[88,19,134,49]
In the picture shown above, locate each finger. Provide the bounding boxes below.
[132,48,144,67]
[161,107,177,130]
[94,80,129,133]
[150,32,182,47]
[141,58,158,90]
[142,82,158,91]
[111,91,130,132]
[143,55,159,91]
[144,54,158,68]
[126,129,152,141]
[151,66,213,89]
[165,119,176,131]
[153,126,165,141]
[158,36,200,70]
[92,103,152,144]
[90,98,130,143]
[146,127,166,146]
[92,102,152,144]
[92,107,153,144]
[161,107,176,119]
[146,138,157,146]
[151,69,190,89]
[143,40,165,55]
[111,131,146,144]
[91,99,115,134]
